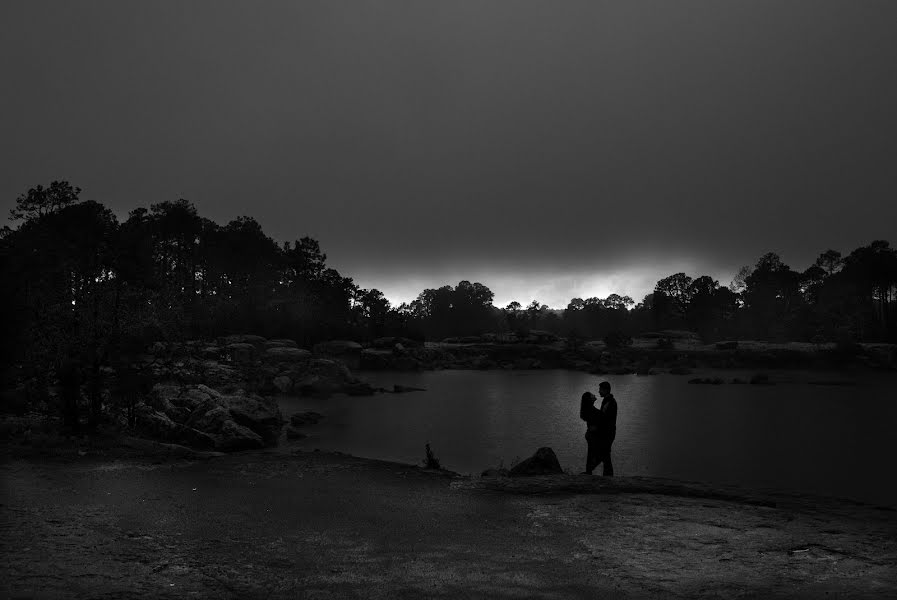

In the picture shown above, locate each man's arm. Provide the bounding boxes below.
[583,403,604,425]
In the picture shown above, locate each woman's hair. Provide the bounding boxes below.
[581,391,594,402]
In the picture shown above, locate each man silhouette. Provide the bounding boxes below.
[580,381,617,476]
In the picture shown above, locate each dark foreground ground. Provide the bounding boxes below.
[2,442,895,599]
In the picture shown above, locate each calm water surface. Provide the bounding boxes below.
[278,370,897,505]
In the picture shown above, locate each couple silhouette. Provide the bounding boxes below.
[579,381,618,476]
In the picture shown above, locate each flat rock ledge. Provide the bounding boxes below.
[2,451,894,599]
[455,473,897,512]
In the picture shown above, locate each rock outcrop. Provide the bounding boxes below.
[133,335,376,398]
[225,343,257,364]
[266,339,298,349]
[313,340,363,369]
[359,342,573,371]
[134,383,284,452]
[218,334,267,349]
[264,347,311,363]
[509,447,564,477]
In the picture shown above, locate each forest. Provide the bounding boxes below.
[2,181,896,391]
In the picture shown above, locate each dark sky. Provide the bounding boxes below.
[3,1,896,307]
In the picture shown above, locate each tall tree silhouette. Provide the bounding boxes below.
[743,253,802,340]
[9,180,81,222]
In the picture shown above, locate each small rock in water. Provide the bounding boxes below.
[392,384,426,393]
[290,411,323,426]
[285,426,307,440]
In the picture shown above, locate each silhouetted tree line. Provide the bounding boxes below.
[498,246,897,345]
[399,250,896,346]
[2,181,896,400]
[0,182,408,423]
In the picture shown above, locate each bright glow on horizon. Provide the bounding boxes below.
[352,264,738,311]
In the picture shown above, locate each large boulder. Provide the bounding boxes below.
[509,447,563,477]
[200,346,224,360]
[222,394,283,445]
[226,343,258,364]
[141,384,284,451]
[294,374,338,397]
[313,340,363,369]
[147,384,191,422]
[285,358,367,397]
[134,403,180,439]
[133,403,217,449]
[264,347,311,364]
[218,334,268,349]
[180,384,221,410]
[308,358,353,382]
[149,383,180,406]
[360,349,393,369]
[266,339,298,349]
[197,361,243,391]
[217,420,265,451]
[184,403,232,433]
[314,340,363,354]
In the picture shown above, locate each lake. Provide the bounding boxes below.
[277,369,897,506]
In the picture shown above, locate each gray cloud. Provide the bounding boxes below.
[3,1,895,307]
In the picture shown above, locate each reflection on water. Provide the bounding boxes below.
[278,370,897,505]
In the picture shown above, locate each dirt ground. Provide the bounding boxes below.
[2,443,895,599]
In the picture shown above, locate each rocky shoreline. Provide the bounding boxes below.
[359,335,897,373]
[85,335,440,452]
[3,332,895,456]
[4,335,434,453]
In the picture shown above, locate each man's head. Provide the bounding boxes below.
[598,381,611,398]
